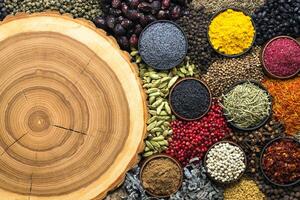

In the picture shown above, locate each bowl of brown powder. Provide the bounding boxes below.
[140,154,183,198]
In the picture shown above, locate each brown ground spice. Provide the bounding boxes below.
[141,157,181,196]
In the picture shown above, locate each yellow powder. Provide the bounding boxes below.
[209,9,255,55]
[224,178,265,200]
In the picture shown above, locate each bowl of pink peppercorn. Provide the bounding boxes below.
[261,36,300,79]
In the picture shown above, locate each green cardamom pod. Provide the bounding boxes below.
[161,77,171,83]
[143,151,153,157]
[149,92,160,97]
[146,88,159,94]
[152,98,163,107]
[150,141,160,148]
[168,76,179,89]
[149,110,157,116]
[151,135,165,141]
[147,116,157,124]
[147,121,157,131]
[149,96,156,104]
[149,73,160,80]
[156,102,165,114]
[164,102,172,115]
[151,127,163,133]
[145,141,154,150]
[130,51,138,56]
[158,81,168,89]
[156,120,164,127]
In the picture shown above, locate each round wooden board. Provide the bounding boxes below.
[0,12,147,200]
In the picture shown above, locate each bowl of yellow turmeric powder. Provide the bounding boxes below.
[208,8,256,57]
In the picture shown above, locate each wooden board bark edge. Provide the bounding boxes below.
[0,12,148,200]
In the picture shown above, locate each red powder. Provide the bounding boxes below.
[166,99,231,166]
[264,38,300,77]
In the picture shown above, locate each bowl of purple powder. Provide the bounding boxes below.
[262,36,300,79]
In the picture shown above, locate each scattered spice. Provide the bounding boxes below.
[202,46,264,97]
[263,77,300,135]
[256,174,300,200]
[170,79,211,120]
[141,157,182,196]
[222,82,271,129]
[170,158,224,200]
[166,99,230,166]
[262,138,300,185]
[138,21,187,70]
[263,37,300,77]
[4,0,102,21]
[191,0,265,14]
[226,118,285,176]
[176,4,217,73]
[96,0,188,50]
[208,9,255,55]
[131,51,198,157]
[253,0,300,45]
[206,142,246,183]
[224,178,265,200]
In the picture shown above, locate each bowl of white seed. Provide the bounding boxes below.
[204,141,247,184]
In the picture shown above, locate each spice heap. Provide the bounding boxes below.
[262,139,300,185]
[263,37,300,78]
[224,178,265,200]
[206,142,246,183]
[253,0,300,45]
[141,157,181,196]
[0,0,8,20]
[191,0,265,14]
[170,158,224,200]
[96,0,187,50]
[166,99,231,166]
[139,21,187,70]
[263,77,300,135]
[202,46,264,97]
[132,50,198,157]
[208,9,255,55]
[4,0,102,20]
[227,119,285,176]
[176,4,217,73]
[222,82,271,129]
[256,174,300,200]
[170,79,211,120]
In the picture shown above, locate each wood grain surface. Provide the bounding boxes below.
[0,12,147,200]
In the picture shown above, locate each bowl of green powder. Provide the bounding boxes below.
[221,80,272,131]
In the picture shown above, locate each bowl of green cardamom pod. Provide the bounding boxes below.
[221,80,272,131]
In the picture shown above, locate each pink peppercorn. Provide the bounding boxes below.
[166,99,231,166]
[264,37,300,77]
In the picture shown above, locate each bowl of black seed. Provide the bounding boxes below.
[169,78,212,121]
[138,20,188,70]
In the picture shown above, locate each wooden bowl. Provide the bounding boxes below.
[260,35,300,79]
[203,141,247,185]
[140,154,183,198]
[169,77,212,121]
[0,12,147,200]
[207,7,256,58]
[222,80,272,131]
[260,137,300,187]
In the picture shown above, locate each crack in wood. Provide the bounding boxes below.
[28,173,33,200]
[23,90,28,103]
[73,55,95,86]
[1,133,28,156]
[52,125,87,135]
